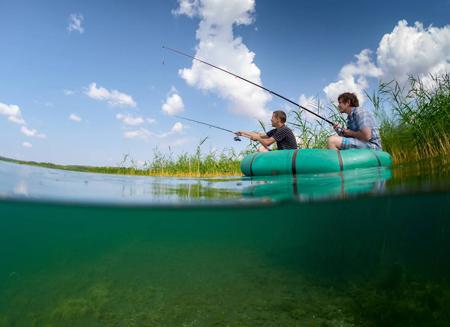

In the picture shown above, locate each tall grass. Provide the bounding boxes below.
[289,98,341,149]
[367,74,450,163]
[3,74,448,176]
[0,139,243,177]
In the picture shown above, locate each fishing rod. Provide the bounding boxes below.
[163,46,335,126]
[175,115,241,141]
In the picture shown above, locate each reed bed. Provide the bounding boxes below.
[368,74,450,164]
[0,141,243,177]
[2,75,448,176]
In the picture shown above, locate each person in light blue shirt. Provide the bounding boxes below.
[328,92,382,150]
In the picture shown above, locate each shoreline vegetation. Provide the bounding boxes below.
[1,74,449,177]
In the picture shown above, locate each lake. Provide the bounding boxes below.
[0,158,449,326]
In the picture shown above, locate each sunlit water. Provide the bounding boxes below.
[0,159,449,326]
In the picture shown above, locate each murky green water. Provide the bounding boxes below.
[0,159,449,326]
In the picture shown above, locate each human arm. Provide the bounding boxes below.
[235,130,276,148]
[235,131,268,139]
[333,125,371,141]
[343,127,372,141]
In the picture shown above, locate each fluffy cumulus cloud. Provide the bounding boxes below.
[323,20,450,103]
[116,113,144,126]
[0,102,26,125]
[162,89,184,115]
[67,13,84,34]
[173,0,271,121]
[377,20,450,85]
[69,113,82,122]
[172,0,199,17]
[85,83,137,108]
[20,126,46,139]
[323,49,382,105]
[297,94,323,122]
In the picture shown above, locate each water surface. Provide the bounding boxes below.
[0,159,449,326]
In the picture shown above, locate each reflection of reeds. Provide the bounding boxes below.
[368,74,450,164]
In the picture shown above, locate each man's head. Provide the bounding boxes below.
[271,110,286,127]
[337,92,359,113]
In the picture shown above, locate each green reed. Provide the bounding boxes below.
[289,98,341,149]
[3,74,448,177]
[367,73,450,163]
[0,138,243,177]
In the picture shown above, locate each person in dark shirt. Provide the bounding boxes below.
[236,110,298,152]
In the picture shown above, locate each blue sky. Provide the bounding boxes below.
[1,0,449,165]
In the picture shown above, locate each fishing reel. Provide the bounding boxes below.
[335,127,345,136]
[234,136,242,142]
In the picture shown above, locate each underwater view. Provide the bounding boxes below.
[1,159,449,327]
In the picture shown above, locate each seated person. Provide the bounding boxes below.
[328,92,382,150]
[236,110,298,152]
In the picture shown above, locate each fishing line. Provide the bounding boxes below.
[175,115,241,141]
[163,46,335,126]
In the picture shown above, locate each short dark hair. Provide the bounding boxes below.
[273,110,286,123]
[338,92,359,107]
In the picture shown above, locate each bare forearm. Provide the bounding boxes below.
[344,129,371,141]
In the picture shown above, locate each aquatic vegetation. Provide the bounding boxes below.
[1,74,449,176]
[0,145,243,177]
[289,99,341,149]
[368,73,450,164]
[349,275,450,327]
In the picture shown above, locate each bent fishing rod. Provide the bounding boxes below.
[163,46,335,126]
[175,115,241,141]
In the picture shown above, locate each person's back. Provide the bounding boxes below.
[236,110,298,152]
[266,124,298,150]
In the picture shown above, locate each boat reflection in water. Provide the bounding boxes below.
[242,167,392,202]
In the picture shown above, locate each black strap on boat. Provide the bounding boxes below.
[336,150,344,171]
[371,150,382,167]
[291,149,299,175]
[292,174,298,196]
[249,153,258,177]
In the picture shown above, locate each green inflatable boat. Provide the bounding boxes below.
[240,149,392,176]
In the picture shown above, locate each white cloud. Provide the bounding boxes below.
[85,82,137,108]
[377,20,450,85]
[323,20,450,103]
[147,117,156,124]
[67,13,84,34]
[64,89,75,96]
[171,122,184,133]
[20,126,46,139]
[116,113,144,126]
[162,90,184,115]
[22,141,32,148]
[124,128,151,140]
[172,0,199,17]
[173,0,271,121]
[123,122,184,141]
[323,49,382,104]
[69,113,82,122]
[297,94,323,123]
[0,102,26,125]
